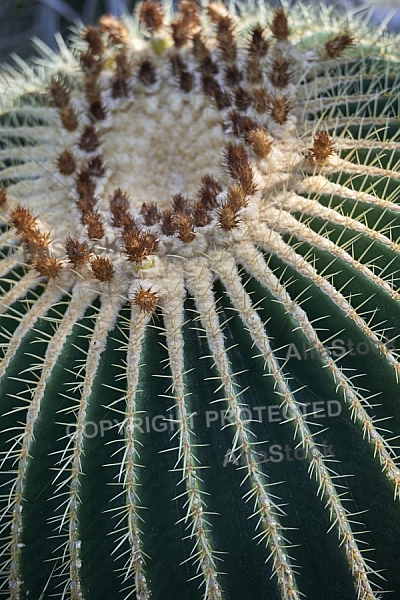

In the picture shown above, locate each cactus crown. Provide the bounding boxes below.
[0,2,400,599]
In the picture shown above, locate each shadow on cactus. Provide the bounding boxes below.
[0,1,400,599]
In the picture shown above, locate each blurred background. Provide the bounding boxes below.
[0,0,399,63]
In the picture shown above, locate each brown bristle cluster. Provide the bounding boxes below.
[234,86,251,111]
[196,175,222,210]
[80,48,102,75]
[202,73,217,96]
[76,176,94,207]
[109,188,134,228]
[158,195,197,241]
[217,204,241,231]
[82,25,104,55]
[169,54,193,92]
[246,55,263,85]
[75,169,97,202]
[227,111,258,138]
[244,24,268,85]
[133,285,159,313]
[90,256,115,281]
[170,54,186,76]
[216,183,248,231]
[206,3,228,23]
[138,59,157,86]
[226,183,247,210]
[248,25,269,58]
[123,228,158,264]
[176,213,196,243]
[142,231,158,251]
[161,209,177,236]
[180,70,194,93]
[180,0,200,28]
[90,100,106,122]
[158,181,224,238]
[172,193,190,214]
[49,79,70,108]
[9,205,56,270]
[20,225,49,246]
[246,129,273,158]
[192,201,212,227]
[80,26,106,120]
[251,87,269,113]
[112,48,132,98]
[224,65,242,87]
[325,33,355,58]
[23,229,51,263]
[9,205,37,233]
[140,202,161,226]
[60,106,79,132]
[192,33,213,67]
[216,15,237,64]
[79,125,100,153]
[49,79,78,132]
[214,84,231,111]
[57,150,76,175]
[270,8,290,41]
[307,132,336,163]
[223,143,257,195]
[87,155,105,177]
[202,74,231,110]
[65,237,91,268]
[269,57,292,88]
[76,192,96,215]
[99,14,128,45]
[171,0,199,48]
[32,255,62,279]
[82,210,105,239]
[76,171,97,208]
[139,0,164,33]
[270,94,291,124]
[0,187,8,207]
[76,170,97,203]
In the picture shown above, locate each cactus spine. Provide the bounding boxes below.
[0,2,399,599]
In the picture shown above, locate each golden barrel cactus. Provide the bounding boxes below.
[0,2,399,599]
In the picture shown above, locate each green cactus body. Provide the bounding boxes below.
[0,2,399,599]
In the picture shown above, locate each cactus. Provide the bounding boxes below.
[0,1,400,599]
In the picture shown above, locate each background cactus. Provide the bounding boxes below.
[0,2,400,599]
